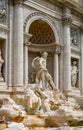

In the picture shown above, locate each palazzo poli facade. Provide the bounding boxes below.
[0,0,83,95]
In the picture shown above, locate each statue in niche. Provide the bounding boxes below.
[0,49,4,82]
[32,52,57,90]
[71,61,78,88]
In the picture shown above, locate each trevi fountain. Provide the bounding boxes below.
[0,52,83,130]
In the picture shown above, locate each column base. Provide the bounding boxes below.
[0,77,4,82]
[11,85,25,99]
[0,82,7,90]
[63,89,81,97]
[0,82,13,96]
[63,89,71,96]
[13,84,24,92]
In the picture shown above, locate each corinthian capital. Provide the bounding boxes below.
[13,0,24,5]
[62,15,72,24]
[55,46,61,54]
[9,0,26,5]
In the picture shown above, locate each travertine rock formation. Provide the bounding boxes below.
[0,97,25,121]
[0,91,83,129]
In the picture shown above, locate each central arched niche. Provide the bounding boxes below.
[29,20,55,44]
[28,19,55,83]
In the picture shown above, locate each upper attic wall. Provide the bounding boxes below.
[31,0,63,13]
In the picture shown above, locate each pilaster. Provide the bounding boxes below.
[80,27,83,95]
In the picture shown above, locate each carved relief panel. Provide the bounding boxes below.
[0,0,7,24]
[70,28,79,48]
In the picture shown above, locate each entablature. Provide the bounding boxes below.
[23,0,62,20]
[25,42,63,54]
[61,0,83,17]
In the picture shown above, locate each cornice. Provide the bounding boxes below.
[61,0,83,16]
[71,47,81,54]
[62,0,79,7]
[0,24,9,31]
[23,0,83,21]
[0,24,9,36]
[23,0,62,20]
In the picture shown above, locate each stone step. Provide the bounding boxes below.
[25,126,83,130]
[23,115,83,128]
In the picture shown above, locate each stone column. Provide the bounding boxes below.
[24,33,32,86]
[54,46,60,89]
[5,38,8,85]
[63,15,72,92]
[24,45,28,86]
[13,0,24,86]
[80,27,83,95]
[8,1,14,86]
[59,47,64,91]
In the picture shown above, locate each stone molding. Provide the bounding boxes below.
[23,0,62,20]
[0,25,9,35]
[27,43,63,53]
[24,11,58,32]
[62,15,73,25]
[62,0,83,16]
[24,11,60,43]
